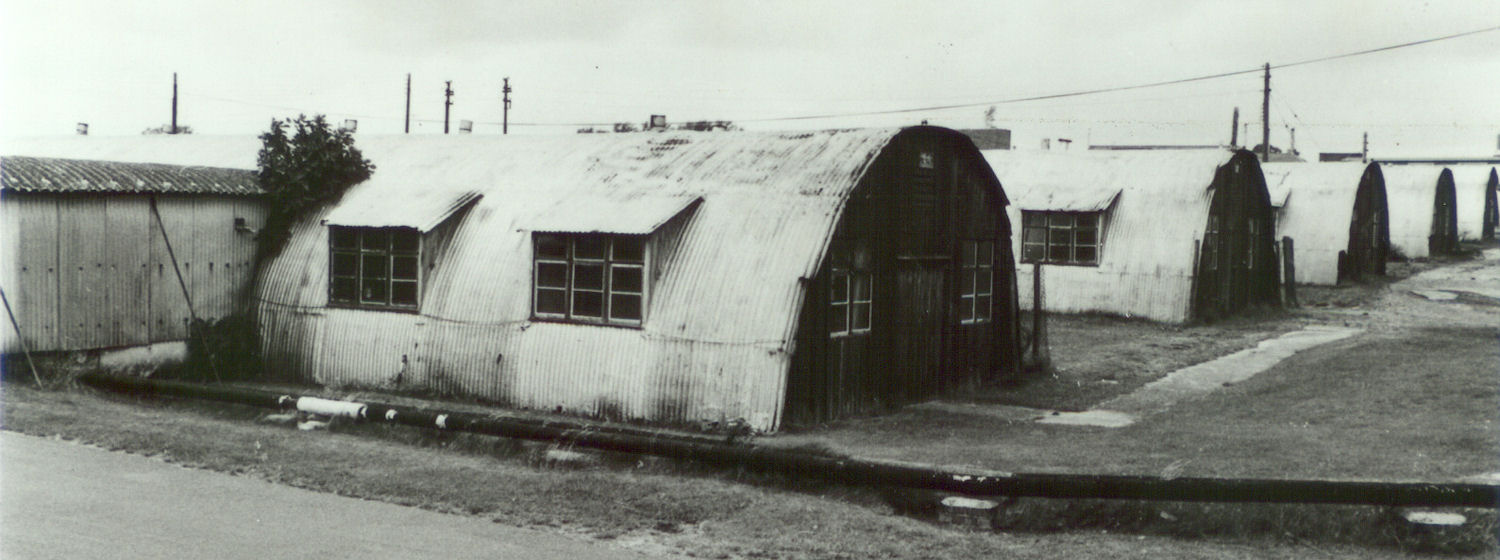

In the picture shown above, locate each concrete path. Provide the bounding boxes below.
[0,432,661,560]
[1037,325,1363,428]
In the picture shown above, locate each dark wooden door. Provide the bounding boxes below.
[894,264,945,403]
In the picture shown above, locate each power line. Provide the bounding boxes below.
[176,23,1499,130]
[733,23,1500,124]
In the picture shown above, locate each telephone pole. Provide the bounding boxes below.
[444,81,453,134]
[1261,63,1270,162]
[501,77,512,135]
[171,72,178,134]
[1230,107,1239,147]
[404,73,411,134]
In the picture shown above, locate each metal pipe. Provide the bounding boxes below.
[79,373,1500,508]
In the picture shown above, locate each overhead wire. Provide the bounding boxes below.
[175,23,1500,130]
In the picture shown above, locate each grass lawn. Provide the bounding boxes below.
[772,327,1499,482]
[2,380,1440,559]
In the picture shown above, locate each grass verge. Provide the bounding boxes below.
[3,372,1492,558]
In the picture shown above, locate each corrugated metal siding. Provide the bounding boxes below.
[985,149,1235,323]
[1262,162,1371,285]
[1381,164,1444,259]
[1,192,264,353]
[1,155,261,195]
[254,130,898,431]
[1450,165,1498,241]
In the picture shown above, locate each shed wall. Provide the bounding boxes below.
[1,193,263,353]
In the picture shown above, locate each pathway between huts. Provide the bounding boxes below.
[922,247,1500,427]
[1033,325,1362,427]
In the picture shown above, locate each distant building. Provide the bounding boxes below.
[984,148,1279,323]
[959,129,1012,150]
[1319,152,1364,163]
[1380,165,1458,259]
[1262,162,1390,285]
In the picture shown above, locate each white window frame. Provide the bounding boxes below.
[829,268,872,337]
[1021,211,1102,266]
[328,226,421,311]
[532,233,648,327]
[959,240,994,325]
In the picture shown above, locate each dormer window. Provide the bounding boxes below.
[533,233,647,326]
[329,226,421,310]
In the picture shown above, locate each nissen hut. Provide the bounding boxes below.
[1449,165,1498,242]
[1262,162,1389,284]
[0,156,264,355]
[983,148,1277,323]
[255,127,1019,431]
[1380,165,1458,259]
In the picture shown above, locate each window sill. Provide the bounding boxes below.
[327,303,421,314]
[1019,261,1101,268]
[530,316,644,330]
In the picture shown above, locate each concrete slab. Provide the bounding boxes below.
[1097,326,1363,419]
[1035,409,1137,427]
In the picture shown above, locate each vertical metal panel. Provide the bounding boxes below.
[105,196,151,346]
[59,196,109,349]
[6,196,61,351]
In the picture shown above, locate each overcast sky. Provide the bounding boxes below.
[3,1,1498,157]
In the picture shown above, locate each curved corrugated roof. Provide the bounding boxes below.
[1261,162,1377,284]
[1449,164,1498,241]
[0,155,262,195]
[1380,164,1446,259]
[983,148,1247,322]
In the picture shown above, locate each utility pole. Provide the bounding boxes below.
[404,73,411,134]
[171,72,178,134]
[501,77,512,135]
[1289,127,1296,156]
[1362,132,1369,163]
[1261,63,1271,162]
[1230,107,1239,147]
[444,80,453,134]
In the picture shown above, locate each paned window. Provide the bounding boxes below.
[960,240,994,324]
[533,233,646,326]
[829,269,872,337]
[1021,211,1100,265]
[329,226,421,310]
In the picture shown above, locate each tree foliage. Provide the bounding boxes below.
[255,114,374,263]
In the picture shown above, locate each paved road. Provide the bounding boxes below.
[0,432,661,559]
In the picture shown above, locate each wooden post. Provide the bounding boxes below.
[1282,236,1298,307]
[0,284,45,387]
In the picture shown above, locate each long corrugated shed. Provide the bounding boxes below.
[1,156,264,353]
[983,148,1243,323]
[1262,162,1384,285]
[251,131,904,432]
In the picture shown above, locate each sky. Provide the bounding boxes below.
[3,0,1498,158]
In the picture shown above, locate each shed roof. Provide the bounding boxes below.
[0,155,262,195]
